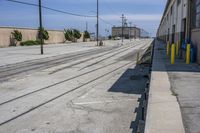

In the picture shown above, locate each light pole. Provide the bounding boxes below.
[97,0,99,46]
[129,22,132,41]
[134,24,137,39]
[39,0,43,55]
[86,21,88,31]
[121,14,125,45]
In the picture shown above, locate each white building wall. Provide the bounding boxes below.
[157,0,189,42]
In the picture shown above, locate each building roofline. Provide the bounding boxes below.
[157,0,171,33]
[112,26,140,29]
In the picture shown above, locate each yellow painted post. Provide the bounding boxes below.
[137,52,140,64]
[171,44,175,64]
[186,44,191,64]
[167,41,170,57]
[176,41,179,57]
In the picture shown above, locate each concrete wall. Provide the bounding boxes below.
[0,27,84,47]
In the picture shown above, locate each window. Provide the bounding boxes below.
[196,0,200,27]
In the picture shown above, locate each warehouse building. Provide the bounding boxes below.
[157,0,200,64]
[112,26,141,39]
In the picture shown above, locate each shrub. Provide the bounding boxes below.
[64,29,82,42]
[64,29,73,41]
[20,40,40,46]
[11,30,22,42]
[73,29,81,40]
[38,28,49,41]
[84,31,90,39]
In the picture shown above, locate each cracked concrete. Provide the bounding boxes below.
[0,39,152,133]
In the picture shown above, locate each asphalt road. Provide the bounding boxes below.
[0,39,152,133]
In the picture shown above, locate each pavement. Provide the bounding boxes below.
[0,40,125,66]
[145,39,200,133]
[0,39,153,133]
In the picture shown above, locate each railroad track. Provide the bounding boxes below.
[0,61,135,126]
[0,40,152,126]
[0,41,141,82]
[0,40,146,106]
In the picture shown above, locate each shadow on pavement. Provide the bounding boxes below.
[108,62,151,132]
[153,39,200,73]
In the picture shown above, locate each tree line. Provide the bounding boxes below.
[11,28,90,46]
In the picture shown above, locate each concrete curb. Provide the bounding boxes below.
[144,40,185,133]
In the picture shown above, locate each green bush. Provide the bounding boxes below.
[64,29,82,42]
[38,28,49,41]
[20,40,40,46]
[73,29,81,40]
[84,31,90,39]
[64,29,73,41]
[11,30,22,42]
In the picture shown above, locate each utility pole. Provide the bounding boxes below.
[39,0,43,55]
[129,22,132,41]
[97,0,99,46]
[121,14,125,45]
[86,21,88,31]
[134,24,137,39]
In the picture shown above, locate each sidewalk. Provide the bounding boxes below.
[145,39,186,133]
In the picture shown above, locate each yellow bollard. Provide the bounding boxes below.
[137,52,140,64]
[186,44,191,64]
[167,41,170,57]
[171,44,175,64]
[176,41,179,56]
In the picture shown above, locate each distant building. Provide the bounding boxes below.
[157,0,200,64]
[112,26,140,39]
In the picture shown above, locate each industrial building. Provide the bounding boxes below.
[157,0,200,64]
[112,26,142,39]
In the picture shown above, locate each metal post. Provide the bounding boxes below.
[186,43,191,64]
[134,24,136,39]
[129,22,132,41]
[39,0,43,55]
[97,0,99,46]
[121,14,124,45]
[171,44,175,64]
[86,21,88,31]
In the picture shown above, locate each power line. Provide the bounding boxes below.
[4,0,116,26]
[3,0,119,36]
[99,17,115,26]
[3,0,96,18]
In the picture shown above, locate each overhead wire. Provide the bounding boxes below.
[3,0,96,18]
[3,0,117,27]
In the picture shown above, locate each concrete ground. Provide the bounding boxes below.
[166,53,200,133]
[0,40,122,66]
[145,40,185,133]
[0,39,152,133]
[146,39,200,133]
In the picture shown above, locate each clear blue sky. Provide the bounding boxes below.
[0,0,167,36]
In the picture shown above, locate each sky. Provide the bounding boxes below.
[0,0,167,36]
